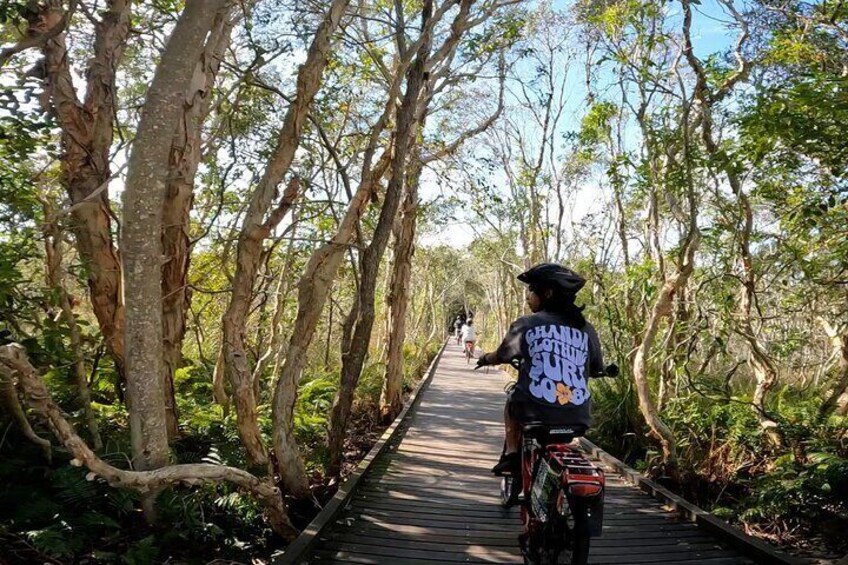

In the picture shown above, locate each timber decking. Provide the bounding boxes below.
[300,342,758,564]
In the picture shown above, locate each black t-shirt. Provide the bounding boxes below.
[484,311,604,428]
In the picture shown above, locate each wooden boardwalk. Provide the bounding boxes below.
[301,343,757,564]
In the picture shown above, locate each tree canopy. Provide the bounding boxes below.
[0,0,846,561]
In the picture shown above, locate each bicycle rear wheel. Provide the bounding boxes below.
[569,518,590,565]
[555,510,590,565]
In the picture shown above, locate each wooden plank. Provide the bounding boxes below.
[324,532,728,555]
[580,437,806,565]
[327,521,715,544]
[328,520,519,542]
[319,541,521,562]
[313,546,519,564]
[274,341,446,565]
[342,501,687,527]
[295,343,778,565]
[338,510,520,532]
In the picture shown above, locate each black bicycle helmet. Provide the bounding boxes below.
[517,263,586,293]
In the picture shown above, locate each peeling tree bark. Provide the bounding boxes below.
[326,0,487,479]
[326,1,435,476]
[218,0,349,472]
[161,9,237,441]
[40,0,131,381]
[121,0,228,519]
[253,218,300,398]
[0,344,296,540]
[271,70,400,500]
[272,171,382,496]
[379,158,423,423]
[270,0,468,496]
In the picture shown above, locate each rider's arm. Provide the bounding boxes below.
[477,319,525,366]
[585,323,605,377]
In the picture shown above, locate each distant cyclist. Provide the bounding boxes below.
[454,316,463,344]
[461,318,476,358]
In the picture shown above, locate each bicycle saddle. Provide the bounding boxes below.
[522,422,581,442]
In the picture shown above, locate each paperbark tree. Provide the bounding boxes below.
[269,0,452,494]
[0,344,297,539]
[121,0,228,518]
[378,26,505,425]
[36,0,131,380]
[160,9,238,440]
[326,0,437,476]
[679,0,780,438]
[42,199,102,450]
[217,0,350,471]
[379,158,423,422]
[271,101,396,498]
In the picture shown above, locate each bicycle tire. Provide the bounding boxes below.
[569,517,590,565]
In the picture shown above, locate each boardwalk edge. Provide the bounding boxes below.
[274,340,448,565]
[578,437,808,565]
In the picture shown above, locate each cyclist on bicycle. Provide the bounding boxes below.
[454,316,463,344]
[476,263,605,476]
[461,318,476,356]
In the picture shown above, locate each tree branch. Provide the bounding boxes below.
[0,343,297,540]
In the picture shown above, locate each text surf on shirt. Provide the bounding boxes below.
[525,324,590,406]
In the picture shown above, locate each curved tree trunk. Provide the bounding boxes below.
[0,344,296,540]
[326,0,436,478]
[218,0,349,472]
[271,68,400,501]
[379,160,422,423]
[680,0,775,439]
[270,0,470,495]
[632,257,696,464]
[41,0,131,381]
[42,201,103,450]
[1,375,52,461]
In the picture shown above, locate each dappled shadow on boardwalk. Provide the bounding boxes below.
[303,343,756,564]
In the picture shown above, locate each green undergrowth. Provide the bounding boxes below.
[589,377,848,553]
[0,340,442,564]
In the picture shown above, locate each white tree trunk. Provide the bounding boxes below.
[121,0,228,518]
